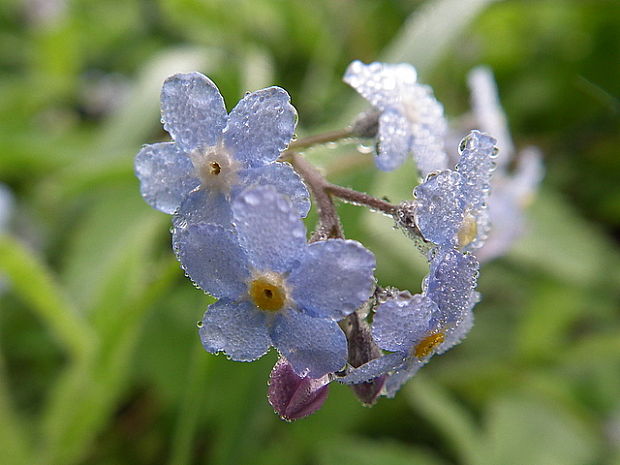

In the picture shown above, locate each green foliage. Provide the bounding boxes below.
[0,0,619,464]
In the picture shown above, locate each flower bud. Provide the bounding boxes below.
[267,358,330,422]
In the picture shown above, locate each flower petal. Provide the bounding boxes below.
[270,310,347,378]
[424,248,479,325]
[231,186,306,274]
[375,109,411,171]
[161,72,228,152]
[173,189,233,228]
[455,130,497,210]
[338,352,406,385]
[134,143,199,214]
[199,299,271,361]
[407,83,449,175]
[384,359,425,398]
[467,66,515,169]
[288,239,376,320]
[172,223,249,299]
[373,293,438,353]
[236,162,310,218]
[223,87,297,168]
[343,60,418,110]
[414,170,466,247]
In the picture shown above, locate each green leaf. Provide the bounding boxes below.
[511,189,620,287]
[483,394,600,465]
[382,0,500,79]
[317,435,448,465]
[0,235,94,360]
[406,375,484,465]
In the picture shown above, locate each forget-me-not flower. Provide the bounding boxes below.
[344,60,448,174]
[135,72,310,222]
[340,247,479,396]
[414,130,497,250]
[467,67,544,262]
[173,185,376,378]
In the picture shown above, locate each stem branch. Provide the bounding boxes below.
[287,127,354,152]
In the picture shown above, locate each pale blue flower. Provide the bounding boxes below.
[340,248,479,397]
[467,67,544,262]
[414,130,497,250]
[135,72,310,222]
[173,185,376,378]
[344,60,448,174]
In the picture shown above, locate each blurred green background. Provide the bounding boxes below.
[1,0,619,464]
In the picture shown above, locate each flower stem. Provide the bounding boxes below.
[289,153,343,240]
[326,184,397,216]
[287,127,354,151]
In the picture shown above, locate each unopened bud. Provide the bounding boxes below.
[267,358,330,422]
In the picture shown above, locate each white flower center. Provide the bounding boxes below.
[189,142,240,193]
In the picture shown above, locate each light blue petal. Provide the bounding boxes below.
[236,162,310,218]
[199,299,271,362]
[134,142,199,214]
[414,171,466,246]
[223,87,297,168]
[384,359,425,398]
[455,130,497,210]
[173,189,233,228]
[343,61,418,110]
[231,186,306,274]
[375,109,411,171]
[373,293,438,353]
[289,239,376,320]
[424,248,479,325]
[161,72,228,152]
[270,310,347,378]
[172,223,249,299]
[338,352,406,385]
[407,83,449,176]
[437,309,474,355]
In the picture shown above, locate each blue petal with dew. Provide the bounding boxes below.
[288,239,376,320]
[160,72,228,152]
[134,142,199,214]
[199,299,271,362]
[223,86,297,168]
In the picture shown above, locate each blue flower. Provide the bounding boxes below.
[340,248,479,396]
[135,72,310,222]
[414,130,497,250]
[173,185,376,378]
[467,67,544,262]
[344,60,448,174]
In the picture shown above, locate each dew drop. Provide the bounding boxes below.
[196,320,203,328]
[356,144,374,154]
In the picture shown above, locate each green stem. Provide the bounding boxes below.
[287,127,354,152]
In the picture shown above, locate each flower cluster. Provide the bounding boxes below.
[134,61,541,420]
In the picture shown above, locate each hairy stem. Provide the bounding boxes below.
[289,153,343,240]
[326,184,397,216]
[287,127,354,151]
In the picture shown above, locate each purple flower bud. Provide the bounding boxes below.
[267,358,330,422]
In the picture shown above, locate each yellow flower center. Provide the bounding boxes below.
[457,212,477,248]
[413,332,445,358]
[209,161,221,176]
[249,276,287,312]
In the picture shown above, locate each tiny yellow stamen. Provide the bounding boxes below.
[209,161,221,175]
[414,332,445,358]
[457,213,477,248]
[249,277,286,312]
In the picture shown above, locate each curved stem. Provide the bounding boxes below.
[289,153,343,240]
